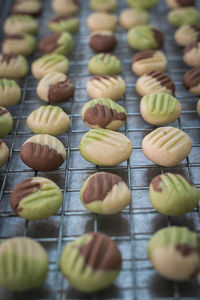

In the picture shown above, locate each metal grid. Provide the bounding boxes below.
[0,0,200,299]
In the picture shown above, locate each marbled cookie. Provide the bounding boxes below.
[136,72,175,96]
[32,54,69,79]
[183,42,200,67]
[48,16,80,33]
[37,72,74,103]
[89,31,117,53]
[126,0,157,10]
[0,106,13,138]
[88,53,121,75]
[87,12,117,32]
[183,68,200,95]
[52,0,80,16]
[60,232,122,292]
[197,100,200,116]
[120,8,150,30]
[27,105,70,136]
[79,129,133,166]
[0,54,28,78]
[131,51,167,76]
[2,34,36,56]
[11,0,42,17]
[142,126,192,167]
[149,173,199,216]
[166,0,195,8]
[140,93,181,125]
[87,75,126,101]
[0,79,21,107]
[80,172,131,214]
[81,98,127,130]
[39,32,73,56]
[4,15,38,35]
[168,7,199,27]
[90,0,117,12]
[20,134,66,171]
[175,25,200,47]
[11,177,62,220]
[0,140,9,168]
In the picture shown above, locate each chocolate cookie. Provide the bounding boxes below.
[183,42,200,67]
[39,32,73,56]
[183,68,200,95]
[89,31,117,53]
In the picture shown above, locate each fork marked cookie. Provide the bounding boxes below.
[0,54,28,78]
[2,34,36,56]
[48,16,80,33]
[87,12,117,32]
[120,8,150,30]
[3,15,38,35]
[175,25,200,47]
[0,79,21,107]
[183,42,200,67]
[88,53,121,75]
[52,0,80,16]
[183,68,200,95]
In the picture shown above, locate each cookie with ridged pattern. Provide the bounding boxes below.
[87,12,117,32]
[11,0,42,17]
[0,79,21,107]
[48,15,80,33]
[183,42,200,67]
[39,32,73,56]
[166,0,195,8]
[3,15,38,35]
[168,7,199,27]
[126,0,157,10]
[183,67,200,95]
[2,34,36,56]
[0,140,9,168]
[90,0,117,12]
[88,53,121,76]
[0,106,13,138]
[174,25,200,47]
[0,53,28,79]
[120,8,150,30]
[52,0,80,16]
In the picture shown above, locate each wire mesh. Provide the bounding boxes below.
[0,0,200,299]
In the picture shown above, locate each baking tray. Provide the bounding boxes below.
[0,0,200,299]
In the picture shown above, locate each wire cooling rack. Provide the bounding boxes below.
[0,0,200,299]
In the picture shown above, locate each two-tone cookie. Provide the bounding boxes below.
[2,34,36,56]
[87,12,117,32]
[168,7,199,27]
[126,0,158,10]
[166,0,195,8]
[183,42,200,67]
[120,8,150,30]
[0,54,28,79]
[39,32,73,56]
[0,106,13,138]
[52,0,80,16]
[89,31,117,53]
[88,53,121,75]
[11,0,42,17]
[3,15,38,35]
[90,0,117,12]
[48,16,80,33]
[174,25,200,47]
[183,68,200,95]
[0,140,9,168]
[0,79,21,107]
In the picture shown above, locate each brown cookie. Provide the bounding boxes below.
[89,31,117,53]
[183,67,200,95]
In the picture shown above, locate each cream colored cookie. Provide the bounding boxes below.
[2,34,36,56]
[175,25,200,47]
[87,12,117,32]
[197,99,200,116]
[0,140,9,168]
[11,0,42,17]
[166,0,195,8]
[0,79,21,107]
[0,54,28,79]
[142,126,192,167]
[87,75,126,101]
[183,42,200,67]
[3,15,38,35]
[120,8,149,30]
[90,0,117,12]
[32,54,69,80]
[52,0,80,16]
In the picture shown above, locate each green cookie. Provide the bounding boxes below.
[126,0,157,10]
[88,53,121,75]
[48,16,80,34]
[90,0,117,12]
[0,106,13,138]
[168,7,200,27]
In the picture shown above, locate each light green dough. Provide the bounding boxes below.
[0,107,13,138]
[168,7,200,27]
[90,0,117,12]
[0,79,21,107]
[88,53,121,75]
[126,0,157,10]
[48,17,80,33]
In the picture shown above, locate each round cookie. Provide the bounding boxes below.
[88,53,121,76]
[148,226,200,281]
[127,25,164,51]
[90,0,117,12]
[183,68,200,95]
[87,75,126,101]
[142,126,192,167]
[166,0,195,8]
[32,54,69,80]
[52,0,80,16]
[0,79,21,107]
[126,0,157,10]
[87,12,117,32]
[0,106,13,138]
[149,173,199,216]
[27,105,70,136]
[79,128,133,166]
[60,232,122,292]
[175,25,200,47]
[11,177,62,220]
[0,237,48,291]
[11,0,42,17]
[183,42,200,67]
[140,93,181,125]
[0,53,28,79]
[3,15,38,35]
[197,99,200,116]
[48,16,80,33]
[131,51,167,76]
[2,34,36,56]
[120,8,150,30]
[0,140,9,168]
[37,72,74,103]
[81,98,127,130]
[39,32,73,56]
[136,72,175,96]
[80,172,131,214]
[89,31,117,53]
[20,134,66,171]
[168,7,199,27]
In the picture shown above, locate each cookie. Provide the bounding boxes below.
[89,31,117,53]
[183,42,200,67]
[0,53,28,79]
[174,25,200,47]
[148,227,200,281]
[27,105,70,136]
[79,129,133,166]
[149,173,199,216]
[87,12,117,32]
[2,34,36,56]
[183,68,200,95]
[0,141,9,168]
[52,0,80,16]
[3,15,38,35]
[39,32,73,56]
[140,93,181,125]
[166,0,195,8]
[20,134,66,171]
[0,237,48,291]
[120,8,149,30]
[168,7,199,27]
[126,0,158,10]
[81,98,127,130]
[197,99,200,116]
[127,25,164,51]
[60,232,122,292]
[142,126,192,167]
[136,72,175,96]
[48,16,80,33]
[0,106,13,138]
[32,54,69,79]
[37,72,74,103]
[88,53,121,75]
[11,177,62,220]
[87,75,126,101]
[0,79,21,107]
[11,0,42,17]
[80,172,131,214]
[90,0,117,12]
